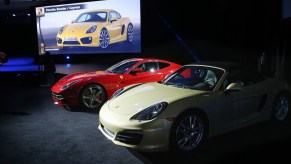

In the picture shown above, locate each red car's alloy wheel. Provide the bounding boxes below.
[80,84,106,110]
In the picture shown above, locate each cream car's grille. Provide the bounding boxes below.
[116,130,143,145]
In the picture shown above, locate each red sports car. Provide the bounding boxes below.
[51,58,181,110]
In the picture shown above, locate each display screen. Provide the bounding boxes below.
[35,0,141,55]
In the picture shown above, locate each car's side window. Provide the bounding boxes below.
[225,70,253,88]
[115,12,121,19]
[109,11,118,22]
[134,62,159,72]
[158,62,170,69]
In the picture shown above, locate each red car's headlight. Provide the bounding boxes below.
[61,79,81,90]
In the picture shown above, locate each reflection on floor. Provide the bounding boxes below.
[0,57,38,72]
[0,57,111,75]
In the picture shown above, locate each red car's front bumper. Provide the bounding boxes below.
[51,91,79,107]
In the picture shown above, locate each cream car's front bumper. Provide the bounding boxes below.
[98,102,174,152]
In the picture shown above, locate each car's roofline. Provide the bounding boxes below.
[185,61,241,72]
[127,58,179,64]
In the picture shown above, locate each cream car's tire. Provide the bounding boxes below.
[171,111,207,152]
[272,92,290,122]
[79,84,106,110]
[100,29,110,48]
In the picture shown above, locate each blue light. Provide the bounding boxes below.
[66,56,70,60]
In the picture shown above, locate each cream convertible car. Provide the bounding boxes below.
[99,62,290,152]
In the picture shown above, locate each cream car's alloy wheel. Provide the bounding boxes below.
[274,94,289,121]
[175,112,205,152]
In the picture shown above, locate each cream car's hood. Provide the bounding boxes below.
[108,83,206,115]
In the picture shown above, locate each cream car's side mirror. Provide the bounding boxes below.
[224,82,242,94]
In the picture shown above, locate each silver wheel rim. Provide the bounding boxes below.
[176,114,204,151]
[100,29,109,48]
[82,85,104,109]
[127,24,134,42]
[275,95,289,120]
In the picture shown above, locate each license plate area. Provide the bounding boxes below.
[64,37,78,41]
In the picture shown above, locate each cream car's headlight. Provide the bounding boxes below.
[61,79,81,90]
[131,102,168,120]
[86,25,97,34]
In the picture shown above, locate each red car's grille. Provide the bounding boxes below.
[52,92,64,100]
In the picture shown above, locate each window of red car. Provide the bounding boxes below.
[133,62,158,73]
[158,62,170,69]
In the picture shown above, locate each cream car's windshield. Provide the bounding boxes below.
[75,12,107,23]
[105,60,138,74]
[163,66,224,91]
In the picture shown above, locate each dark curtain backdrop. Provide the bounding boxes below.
[273,18,291,82]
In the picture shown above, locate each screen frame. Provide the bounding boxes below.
[33,0,142,56]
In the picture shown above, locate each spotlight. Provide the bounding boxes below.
[66,56,70,60]
[12,14,16,17]
[27,14,30,16]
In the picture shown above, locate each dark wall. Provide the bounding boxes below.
[143,0,282,67]
[0,0,283,69]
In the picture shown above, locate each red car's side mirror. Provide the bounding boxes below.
[133,67,143,73]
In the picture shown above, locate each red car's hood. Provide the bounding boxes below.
[67,71,108,81]
[51,71,113,92]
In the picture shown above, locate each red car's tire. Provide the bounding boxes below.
[79,84,107,110]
